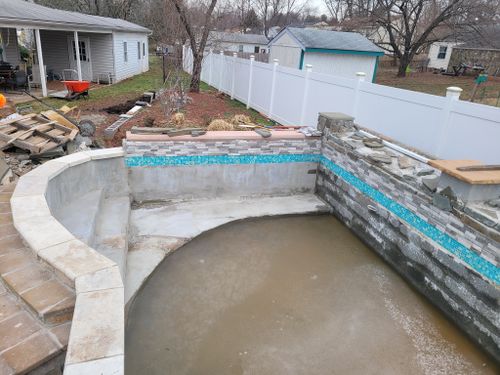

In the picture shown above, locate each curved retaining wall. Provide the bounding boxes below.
[11,148,127,375]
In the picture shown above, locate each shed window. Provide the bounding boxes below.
[437,46,447,59]
[143,42,146,57]
[138,42,141,60]
[72,41,87,61]
[238,45,243,52]
[254,46,259,53]
[124,42,128,62]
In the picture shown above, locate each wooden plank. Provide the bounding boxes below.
[0,114,36,126]
[428,159,500,185]
[41,110,79,131]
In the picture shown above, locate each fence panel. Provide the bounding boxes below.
[182,47,500,163]
[233,58,250,103]
[272,66,306,125]
[304,72,357,127]
[356,83,446,156]
[249,62,273,114]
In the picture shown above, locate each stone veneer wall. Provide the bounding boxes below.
[315,113,500,362]
[124,136,321,202]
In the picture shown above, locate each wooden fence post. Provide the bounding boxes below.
[231,52,237,100]
[269,58,279,118]
[435,86,462,157]
[300,64,313,126]
[246,55,255,109]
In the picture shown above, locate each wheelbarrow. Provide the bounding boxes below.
[63,80,90,100]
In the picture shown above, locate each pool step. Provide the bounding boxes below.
[53,189,104,246]
[93,196,131,279]
[0,183,73,374]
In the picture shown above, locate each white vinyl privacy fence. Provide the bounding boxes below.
[183,47,500,163]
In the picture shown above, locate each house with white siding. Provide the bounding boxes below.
[0,0,150,96]
[207,31,269,54]
[268,27,384,82]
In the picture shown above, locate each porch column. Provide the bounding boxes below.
[34,29,47,97]
[73,31,82,81]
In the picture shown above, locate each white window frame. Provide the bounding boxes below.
[137,41,141,60]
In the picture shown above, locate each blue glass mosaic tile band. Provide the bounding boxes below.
[125,153,500,284]
[125,153,321,167]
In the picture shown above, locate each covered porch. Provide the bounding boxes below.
[1,26,114,98]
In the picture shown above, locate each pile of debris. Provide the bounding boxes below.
[0,102,97,184]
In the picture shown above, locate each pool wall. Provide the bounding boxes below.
[125,133,320,202]
[315,113,500,362]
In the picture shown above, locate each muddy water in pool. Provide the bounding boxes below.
[125,215,498,375]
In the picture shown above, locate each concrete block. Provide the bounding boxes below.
[10,175,48,198]
[64,355,124,375]
[65,287,124,365]
[76,266,123,294]
[38,239,115,281]
[10,195,51,221]
[26,159,69,180]
[58,152,92,167]
[13,215,74,253]
[86,147,125,160]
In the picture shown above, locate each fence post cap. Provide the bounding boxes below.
[446,86,463,93]
[273,58,279,64]
[250,55,255,60]
[356,72,366,77]
[233,52,238,57]
[305,64,313,70]
[220,50,224,54]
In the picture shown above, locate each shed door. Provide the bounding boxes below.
[67,37,92,81]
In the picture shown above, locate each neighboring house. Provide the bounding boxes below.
[428,41,460,70]
[428,26,500,74]
[0,0,151,96]
[207,31,269,54]
[268,27,384,82]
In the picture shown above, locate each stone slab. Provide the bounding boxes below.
[38,239,115,282]
[64,354,124,375]
[66,288,124,365]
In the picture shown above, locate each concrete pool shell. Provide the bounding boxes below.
[9,113,500,374]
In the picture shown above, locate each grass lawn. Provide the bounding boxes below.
[376,69,500,107]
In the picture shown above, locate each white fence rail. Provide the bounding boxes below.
[183,47,500,163]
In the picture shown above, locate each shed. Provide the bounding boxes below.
[207,31,269,54]
[268,27,384,81]
[0,0,151,96]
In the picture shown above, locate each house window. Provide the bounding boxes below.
[143,42,146,57]
[238,45,243,53]
[137,42,141,60]
[254,46,259,53]
[124,42,128,62]
[437,46,447,59]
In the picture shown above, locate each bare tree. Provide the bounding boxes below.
[367,0,473,76]
[169,0,218,92]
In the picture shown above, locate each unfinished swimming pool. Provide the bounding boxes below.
[126,215,498,375]
[10,113,500,374]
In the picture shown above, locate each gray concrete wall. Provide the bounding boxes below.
[47,158,129,220]
[315,113,500,362]
[125,138,320,202]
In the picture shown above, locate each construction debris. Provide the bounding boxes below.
[0,114,77,154]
